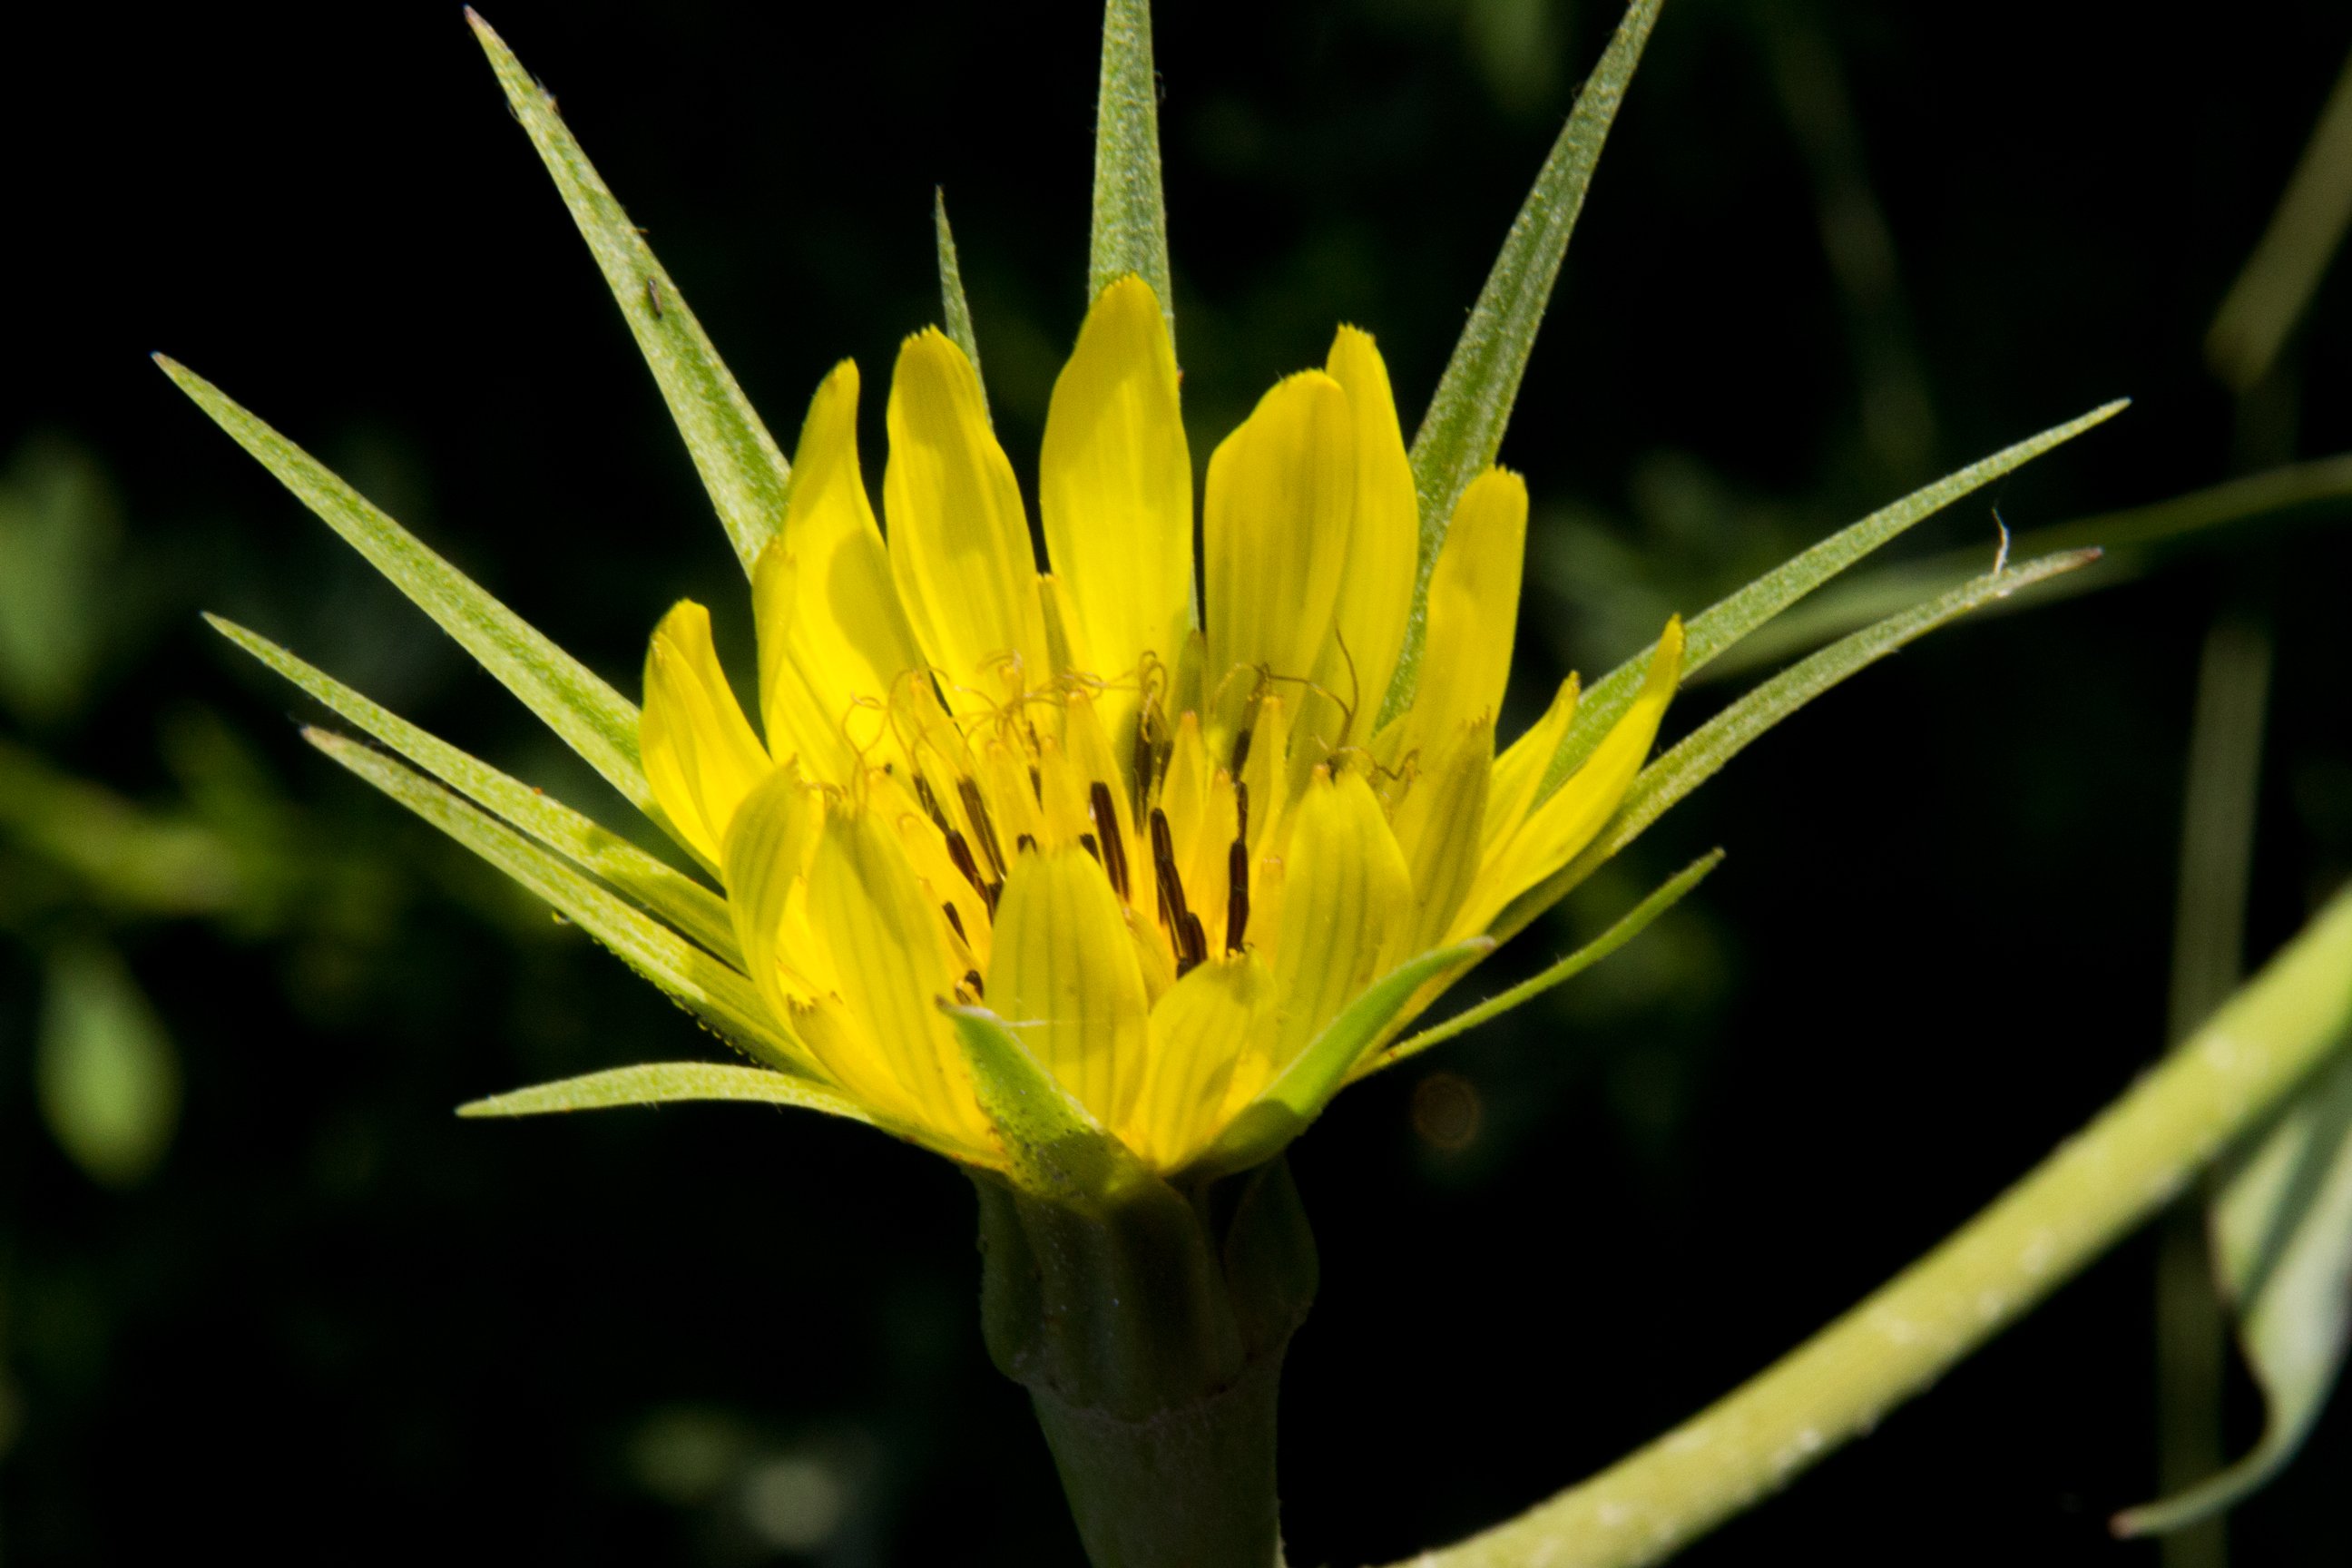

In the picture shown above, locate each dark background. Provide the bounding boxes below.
[4,0,2351,1562]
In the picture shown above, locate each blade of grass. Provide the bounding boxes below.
[2118,1049,2352,1536]
[2208,40,2352,393]
[460,1061,877,1124]
[468,8,791,573]
[1396,879,2352,1568]
[160,358,654,817]
[1535,402,2126,798]
[935,189,990,421]
[1386,0,1666,721]
[306,728,813,1076]
[1367,849,1722,1074]
[1499,548,2102,944]
[1091,0,1174,339]
[209,614,739,964]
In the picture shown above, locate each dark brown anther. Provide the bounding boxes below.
[956,777,1006,877]
[945,828,992,902]
[1016,832,1039,855]
[1177,911,1209,976]
[1233,779,1250,847]
[1149,806,1200,964]
[913,773,951,832]
[964,968,986,999]
[1079,833,1102,867]
[1088,781,1131,901]
[1226,839,1250,952]
[984,878,1003,915]
[943,902,968,943]
[1028,763,1044,803]
[1230,725,1253,775]
[1131,717,1158,814]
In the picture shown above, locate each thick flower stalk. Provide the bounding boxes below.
[639,275,1681,1182]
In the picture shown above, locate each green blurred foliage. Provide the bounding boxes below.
[34,941,180,1191]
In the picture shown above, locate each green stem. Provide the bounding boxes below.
[1396,882,2352,1568]
[978,1159,1318,1568]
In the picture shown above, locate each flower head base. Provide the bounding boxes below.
[644,275,1682,1179]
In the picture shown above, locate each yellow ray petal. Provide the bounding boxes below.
[720,762,827,1021]
[1306,326,1418,748]
[870,768,993,973]
[1037,572,1096,685]
[1386,716,1494,965]
[1484,673,1578,856]
[1040,277,1192,730]
[753,361,928,782]
[1237,689,1291,857]
[1460,617,1684,936]
[641,600,769,865]
[801,802,982,1139]
[988,844,1153,1129]
[1406,466,1527,750]
[1203,370,1356,700]
[1130,952,1273,1171]
[1269,765,1409,1068]
[883,329,1048,710]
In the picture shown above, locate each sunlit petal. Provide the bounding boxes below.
[641,600,769,865]
[1041,276,1191,738]
[1203,371,1355,701]
[884,329,1048,710]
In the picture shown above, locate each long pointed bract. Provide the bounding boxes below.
[210,614,740,964]
[1369,849,1722,1074]
[934,189,991,423]
[1090,0,1174,343]
[1538,400,2128,801]
[1387,0,1666,720]
[460,1062,878,1123]
[1186,939,1492,1179]
[308,729,815,1075]
[1500,548,2103,941]
[949,1005,1143,1201]
[160,358,654,815]
[469,8,791,573]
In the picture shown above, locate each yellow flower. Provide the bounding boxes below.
[641,275,1681,1177]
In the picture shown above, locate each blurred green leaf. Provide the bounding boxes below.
[1388,0,1665,722]
[1499,548,2102,941]
[1541,400,2127,793]
[468,8,792,573]
[159,358,660,825]
[1190,939,1492,1178]
[35,939,181,1188]
[935,189,990,422]
[1370,848,1723,1074]
[0,437,122,727]
[0,739,242,918]
[459,1062,875,1125]
[2208,40,2352,392]
[303,728,814,1076]
[2116,1049,2352,1536]
[209,616,740,965]
[1090,0,1174,342]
